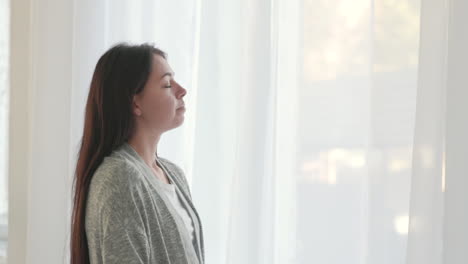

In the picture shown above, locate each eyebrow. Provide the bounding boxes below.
[160,72,175,80]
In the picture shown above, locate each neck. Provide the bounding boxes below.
[127,128,161,168]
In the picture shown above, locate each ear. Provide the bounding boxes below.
[133,95,142,116]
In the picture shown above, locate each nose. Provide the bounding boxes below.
[177,82,187,98]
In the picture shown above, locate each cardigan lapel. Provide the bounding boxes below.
[118,143,201,263]
[156,158,204,264]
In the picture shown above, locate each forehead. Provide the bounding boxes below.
[151,54,172,76]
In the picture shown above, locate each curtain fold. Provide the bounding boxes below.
[405,0,448,263]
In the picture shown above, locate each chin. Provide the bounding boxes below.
[169,118,185,130]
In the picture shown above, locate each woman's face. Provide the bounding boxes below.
[132,54,187,133]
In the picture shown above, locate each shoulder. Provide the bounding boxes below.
[85,156,151,247]
[91,156,142,191]
[87,156,147,213]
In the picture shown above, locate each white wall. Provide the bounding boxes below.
[9,0,74,263]
[8,0,33,263]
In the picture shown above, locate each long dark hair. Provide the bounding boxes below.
[70,43,166,264]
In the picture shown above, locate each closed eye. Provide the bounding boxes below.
[164,81,172,88]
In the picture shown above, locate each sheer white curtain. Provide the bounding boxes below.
[405,0,447,262]
[406,0,468,263]
[195,0,468,262]
[7,0,468,263]
[195,0,419,263]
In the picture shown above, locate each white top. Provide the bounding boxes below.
[159,178,195,243]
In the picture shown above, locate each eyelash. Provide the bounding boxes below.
[164,79,173,88]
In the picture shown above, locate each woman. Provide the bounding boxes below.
[70,43,204,264]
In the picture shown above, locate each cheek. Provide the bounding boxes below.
[143,95,176,120]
